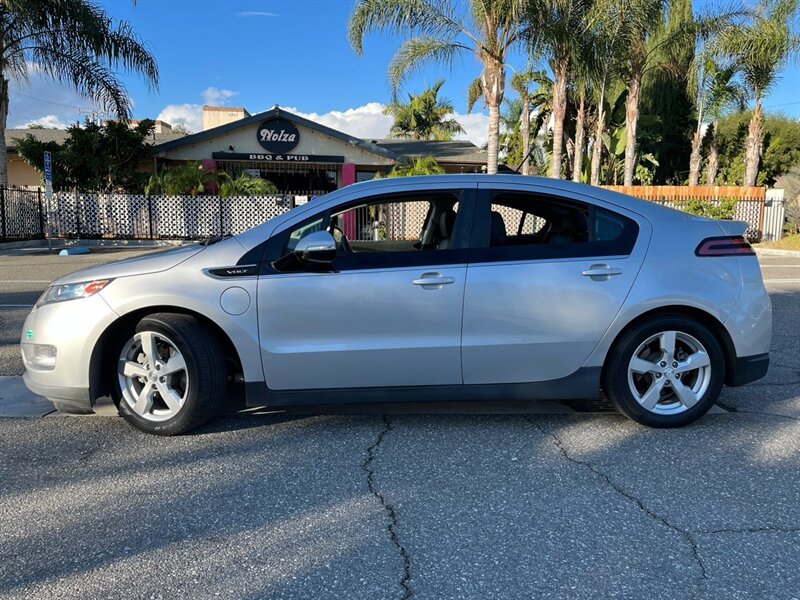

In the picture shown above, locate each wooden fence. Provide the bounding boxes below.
[602,185,767,242]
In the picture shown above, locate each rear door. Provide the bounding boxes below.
[462,183,650,384]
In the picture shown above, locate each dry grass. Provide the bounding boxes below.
[755,234,800,251]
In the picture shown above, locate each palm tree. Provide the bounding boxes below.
[704,66,745,184]
[348,0,539,174]
[687,55,743,185]
[510,68,538,175]
[0,0,158,186]
[570,29,600,183]
[587,0,626,185]
[383,79,465,140]
[538,0,589,179]
[387,155,445,177]
[715,0,799,186]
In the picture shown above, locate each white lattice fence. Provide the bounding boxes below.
[47,192,294,239]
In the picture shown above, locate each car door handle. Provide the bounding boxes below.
[412,272,456,287]
[582,265,623,280]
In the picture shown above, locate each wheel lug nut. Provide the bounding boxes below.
[655,373,662,378]
[660,361,667,367]
[672,362,678,368]
[159,376,166,382]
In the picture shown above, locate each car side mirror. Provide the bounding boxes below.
[294,230,337,265]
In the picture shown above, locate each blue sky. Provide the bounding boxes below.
[8,0,800,146]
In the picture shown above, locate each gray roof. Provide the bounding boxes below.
[5,129,186,150]
[374,139,486,164]
[152,107,399,161]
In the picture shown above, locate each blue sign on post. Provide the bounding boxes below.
[43,151,53,249]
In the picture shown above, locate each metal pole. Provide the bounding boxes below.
[0,188,6,241]
[37,188,45,238]
[46,191,53,251]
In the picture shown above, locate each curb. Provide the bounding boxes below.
[754,247,800,258]
[0,239,189,251]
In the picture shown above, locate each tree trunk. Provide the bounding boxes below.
[481,60,505,175]
[590,84,606,186]
[707,122,719,185]
[688,128,702,186]
[743,98,763,186]
[550,60,568,179]
[623,69,642,186]
[520,94,531,176]
[0,78,8,188]
[572,90,586,183]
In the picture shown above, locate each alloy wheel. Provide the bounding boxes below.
[626,330,712,415]
[118,331,189,422]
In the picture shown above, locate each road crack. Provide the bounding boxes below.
[694,526,800,534]
[363,415,412,599]
[525,416,708,598]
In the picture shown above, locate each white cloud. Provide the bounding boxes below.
[452,112,490,148]
[8,71,90,129]
[202,87,239,106]
[283,102,490,149]
[236,11,279,17]
[157,103,202,132]
[22,114,70,129]
[284,102,394,141]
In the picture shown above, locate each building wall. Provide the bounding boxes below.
[202,106,250,131]
[160,120,395,167]
[7,154,42,189]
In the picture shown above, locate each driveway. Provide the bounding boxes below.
[0,248,798,599]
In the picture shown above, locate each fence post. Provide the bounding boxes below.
[74,188,81,238]
[219,196,224,236]
[0,188,6,241]
[37,188,45,238]
[147,195,154,239]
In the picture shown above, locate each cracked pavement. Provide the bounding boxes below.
[0,254,798,598]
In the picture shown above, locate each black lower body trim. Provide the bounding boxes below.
[245,367,601,409]
[728,353,770,387]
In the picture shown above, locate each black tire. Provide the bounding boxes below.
[602,314,725,428]
[115,313,226,435]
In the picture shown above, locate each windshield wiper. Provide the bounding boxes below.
[200,234,232,247]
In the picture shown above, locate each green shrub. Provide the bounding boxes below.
[683,198,737,220]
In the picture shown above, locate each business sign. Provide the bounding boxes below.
[212,152,344,163]
[43,150,53,249]
[256,118,300,153]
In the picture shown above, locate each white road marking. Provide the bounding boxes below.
[760,265,800,268]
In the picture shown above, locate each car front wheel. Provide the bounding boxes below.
[115,313,226,435]
[603,315,725,427]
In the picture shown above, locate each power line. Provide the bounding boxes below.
[8,89,92,111]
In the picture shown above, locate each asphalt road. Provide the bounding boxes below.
[0,248,798,599]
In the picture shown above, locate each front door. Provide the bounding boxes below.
[258,188,474,390]
[461,186,648,384]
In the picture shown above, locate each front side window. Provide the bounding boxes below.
[272,190,470,271]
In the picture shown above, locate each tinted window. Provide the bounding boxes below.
[471,191,638,261]
[271,190,472,272]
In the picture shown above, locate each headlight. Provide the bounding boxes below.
[37,279,112,306]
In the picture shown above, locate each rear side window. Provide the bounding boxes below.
[471,191,638,262]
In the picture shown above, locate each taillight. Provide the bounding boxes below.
[695,236,755,257]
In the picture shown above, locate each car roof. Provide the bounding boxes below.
[347,174,691,221]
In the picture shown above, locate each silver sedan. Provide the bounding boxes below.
[21,175,771,434]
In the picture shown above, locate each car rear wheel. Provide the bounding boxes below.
[603,315,725,427]
[115,313,226,435]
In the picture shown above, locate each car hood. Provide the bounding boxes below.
[54,244,206,285]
